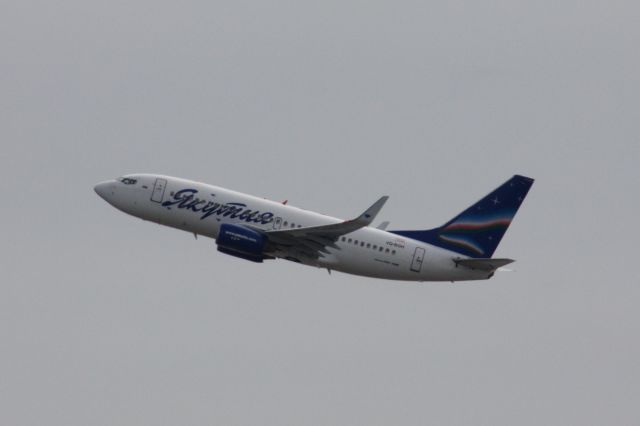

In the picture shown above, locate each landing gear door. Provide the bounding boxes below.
[410,247,425,272]
[151,178,167,203]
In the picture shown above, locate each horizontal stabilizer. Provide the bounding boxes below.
[454,258,514,272]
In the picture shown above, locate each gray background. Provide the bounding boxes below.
[1,0,639,424]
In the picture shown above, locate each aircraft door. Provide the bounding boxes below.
[273,217,282,230]
[410,247,425,272]
[151,178,167,203]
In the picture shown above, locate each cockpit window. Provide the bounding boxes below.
[119,177,137,185]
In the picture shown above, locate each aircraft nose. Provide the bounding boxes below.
[94,180,115,200]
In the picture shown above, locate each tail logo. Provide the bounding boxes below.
[437,213,514,255]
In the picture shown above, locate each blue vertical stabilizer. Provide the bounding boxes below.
[391,175,534,258]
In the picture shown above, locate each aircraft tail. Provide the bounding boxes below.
[391,175,534,258]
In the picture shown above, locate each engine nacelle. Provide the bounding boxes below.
[216,223,266,263]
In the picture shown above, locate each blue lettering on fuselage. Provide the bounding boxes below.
[161,189,274,224]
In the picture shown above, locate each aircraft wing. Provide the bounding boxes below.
[261,196,389,259]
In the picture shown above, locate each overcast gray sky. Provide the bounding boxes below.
[1,0,639,424]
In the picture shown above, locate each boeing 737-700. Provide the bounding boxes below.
[94,174,534,282]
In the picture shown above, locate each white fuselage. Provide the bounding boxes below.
[95,174,490,282]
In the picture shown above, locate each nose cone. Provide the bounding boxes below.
[94,180,115,200]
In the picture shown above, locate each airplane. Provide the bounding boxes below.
[94,174,534,282]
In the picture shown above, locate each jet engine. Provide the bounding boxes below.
[216,223,267,263]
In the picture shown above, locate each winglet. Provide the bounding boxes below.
[354,196,389,226]
[376,221,390,230]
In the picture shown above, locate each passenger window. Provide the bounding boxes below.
[354,240,358,245]
[360,242,365,247]
[392,250,396,255]
[379,247,383,252]
[373,245,377,250]
[385,248,390,253]
[348,238,352,243]
[366,243,371,248]
[341,237,346,242]
[283,221,288,227]
[291,223,295,228]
